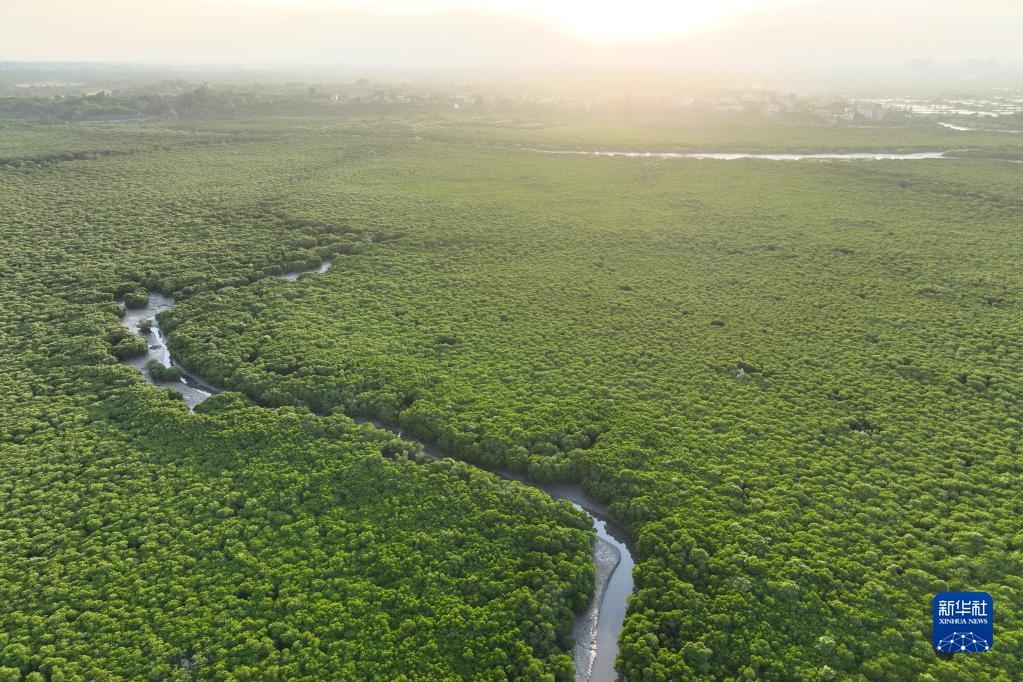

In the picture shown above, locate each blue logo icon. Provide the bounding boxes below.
[933,592,993,653]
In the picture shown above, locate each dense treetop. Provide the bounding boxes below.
[161,128,1022,680]
[1,110,1021,680]
[0,120,595,681]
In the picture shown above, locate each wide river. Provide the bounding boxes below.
[117,261,635,682]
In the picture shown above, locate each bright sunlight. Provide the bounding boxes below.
[539,0,742,40]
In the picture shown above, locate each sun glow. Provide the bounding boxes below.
[540,0,740,41]
[236,1,745,41]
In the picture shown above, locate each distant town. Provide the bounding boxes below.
[2,62,1023,128]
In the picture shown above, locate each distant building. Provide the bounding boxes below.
[855,102,885,121]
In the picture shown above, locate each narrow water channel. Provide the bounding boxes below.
[117,260,635,682]
[535,149,951,160]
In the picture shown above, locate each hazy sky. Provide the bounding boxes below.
[3,0,1022,74]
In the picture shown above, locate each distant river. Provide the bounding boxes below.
[117,261,635,682]
[536,149,950,160]
[938,122,1023,134]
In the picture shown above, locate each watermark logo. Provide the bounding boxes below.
[933,592,993,653]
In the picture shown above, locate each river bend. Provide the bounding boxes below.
[117,261,635,682]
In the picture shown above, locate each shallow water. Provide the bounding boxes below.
[119,292,214,408]
[116,259,635,682]
[276,259,333,281]
[356,419,635,682]
[537,149,949,160]
[938,122,1023,134]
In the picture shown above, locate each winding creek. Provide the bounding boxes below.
[117,261,635,682]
